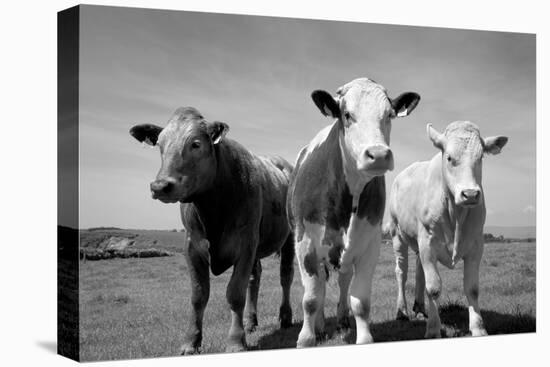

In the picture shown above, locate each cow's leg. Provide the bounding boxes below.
[279,234,295,328]
[349,233,382,344]
[419,238,442,339]
[464,242,488,336]
[413,255,427,319]
[244,259,262,332]
[296,223,324,348]
[337,270,352,330]
[393,235,409,321]
[225,234,258,353]
[315,265,327,336]
[181,238,210,355]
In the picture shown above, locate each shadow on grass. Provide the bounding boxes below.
[255,303,536,350]
[253,316,344,350]
[437,303,536,336]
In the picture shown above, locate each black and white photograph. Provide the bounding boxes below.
[55,2,537,364]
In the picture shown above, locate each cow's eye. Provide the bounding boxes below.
[191,141,201,149]
[446,154,458,166]
[344,111,352,120]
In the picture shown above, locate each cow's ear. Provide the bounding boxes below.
[427,123,447,151]
[311,90,340,118]
[207,121,229,144]
[484,136,508,155]
[129,124,163,146]
[392,92,421,118]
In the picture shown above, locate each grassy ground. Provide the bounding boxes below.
[79,234,536,361]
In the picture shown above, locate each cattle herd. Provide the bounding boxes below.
[129,77,508,353]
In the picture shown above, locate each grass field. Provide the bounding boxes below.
[79,230,536,361]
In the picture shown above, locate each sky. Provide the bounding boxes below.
[75,5,536,229]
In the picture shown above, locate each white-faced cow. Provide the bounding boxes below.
[287,78,421,347]
[130,107,295,353]
[387,121,508,338]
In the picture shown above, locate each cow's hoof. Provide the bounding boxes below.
[245,314,258,333]
[356,332,374,344]
[297,332,316,348]
[414,312,427,321]
[180,345,200,355]
[279,305,293,328]
[296,338,316,348]
[396,309,410,321]
[471,328,488,337]
[336,316,351,331]
[412,302,426,318]
[226,332,247,353]
[225,343,247,353]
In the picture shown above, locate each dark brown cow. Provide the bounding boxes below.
[130,107,295,353]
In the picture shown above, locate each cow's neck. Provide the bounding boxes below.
[445,196,469,265]
[428,153,470,266]
[434,160,475,267]
[191,141,240,222]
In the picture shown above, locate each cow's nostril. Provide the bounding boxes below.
[461,189,480,200]
[151,180,173,195]
[162,182,173,194]
[365,146,391,162]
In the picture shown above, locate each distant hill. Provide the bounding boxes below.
[85,226,536,241]
[79,228,188,254]
[87,226,122,231]
[484,226,536,239]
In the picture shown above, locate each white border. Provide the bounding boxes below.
[1,1,546,366]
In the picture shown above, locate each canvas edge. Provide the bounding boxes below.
[57,4,80,362]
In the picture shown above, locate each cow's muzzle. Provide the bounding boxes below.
[457,188,481,207]
[358,145,394,173]
[150,178,178,202]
